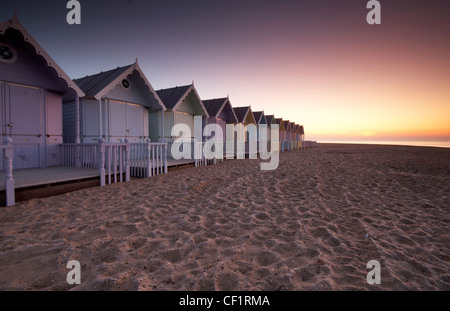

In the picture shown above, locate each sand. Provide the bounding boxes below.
[0,143,449,291]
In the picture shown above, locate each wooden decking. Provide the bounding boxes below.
[0,167,99,191]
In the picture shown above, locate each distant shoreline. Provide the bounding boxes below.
[317,141,450,149]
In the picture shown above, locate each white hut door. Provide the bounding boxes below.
[109,100,127,143]
[46,92,63,167]
[6,83,45,169]
[126,103,143,143]
[109,100,146,143]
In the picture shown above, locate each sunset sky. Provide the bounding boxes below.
[2,0,449,142]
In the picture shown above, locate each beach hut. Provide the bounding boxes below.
[289,122,296,150]
[299,125,305,149]
[233,106,257,158]
[264,115,277,151]
[293,124,300,149]
[65,61,165,144]
[0,13,84,169]
[202,97,238,159]
[275,118,286,153]
[202,97,238,140]
[153,84,209,159]
[252,111,268,154]
[283,121,292,152]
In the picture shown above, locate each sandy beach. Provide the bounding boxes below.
[0,143,449,291]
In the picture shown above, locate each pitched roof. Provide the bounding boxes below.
[289,122,295,131]
[265,115,276,124]
[253,111,265,124]
[203,97,228,118]
[283,120,291,130]
[74,65,132,98]
[156,85,192,110]
[202,97,238,122]
[300,126,305,135]
[275,118,285,131]
[0,13,84,97]
[233,107,250,123]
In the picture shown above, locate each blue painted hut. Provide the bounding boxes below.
[65,61,165,144]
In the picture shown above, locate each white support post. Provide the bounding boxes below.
[3,137,15,206]
[124,139,130,182]
[97,138,106,187]
[75,95,81,167]
[163,138,168,174]
[160,108,164,142]
[98,99,103,139]
[193,139,198,167]
[146,138,152,178]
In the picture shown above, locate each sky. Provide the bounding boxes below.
[1,0,450,142]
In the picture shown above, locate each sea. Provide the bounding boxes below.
[318,140,450,149]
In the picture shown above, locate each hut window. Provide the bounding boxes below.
[0,43,18,64]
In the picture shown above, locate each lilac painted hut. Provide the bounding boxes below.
[202,97,238,158]
[0,14,84,169]
[233,106,257,158]
[202,97,238,140]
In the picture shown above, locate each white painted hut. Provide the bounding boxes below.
[152,84,209,160]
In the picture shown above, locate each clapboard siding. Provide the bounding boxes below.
[174,111,194,139]
[176,91,204,115]
[0,29,66,92]
[105,70,159,108]
[148,110,160,141]
[62,101,77,143]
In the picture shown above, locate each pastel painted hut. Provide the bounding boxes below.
[0,14,84,169]
[252,111,268,154]
[299,125,305,149]
[274,118,286,153]
[289,122,296,150]
[293,124,300,149]
[264,115,277,149]
[283,120,292,152]
[202,97,238,140]
[202,97,238,158]
[232,106,257,158]
[153,84,209,159]
[65,61,165,144]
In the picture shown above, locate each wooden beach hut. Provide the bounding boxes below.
[264,115,277,151]
[153,84,209,160]
[0,14,85,169]
[283,120,292,152]
[252,111,268,154]
[299,125,305,149]
[275,118,286,153]
[202,97,238,159]
[202,97,238,140]
[65,61,165,144]
[289,122,296,150]
[233,106,257,158]
[294,124,301,149]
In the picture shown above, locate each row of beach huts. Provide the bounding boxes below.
[0,14,315,206]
